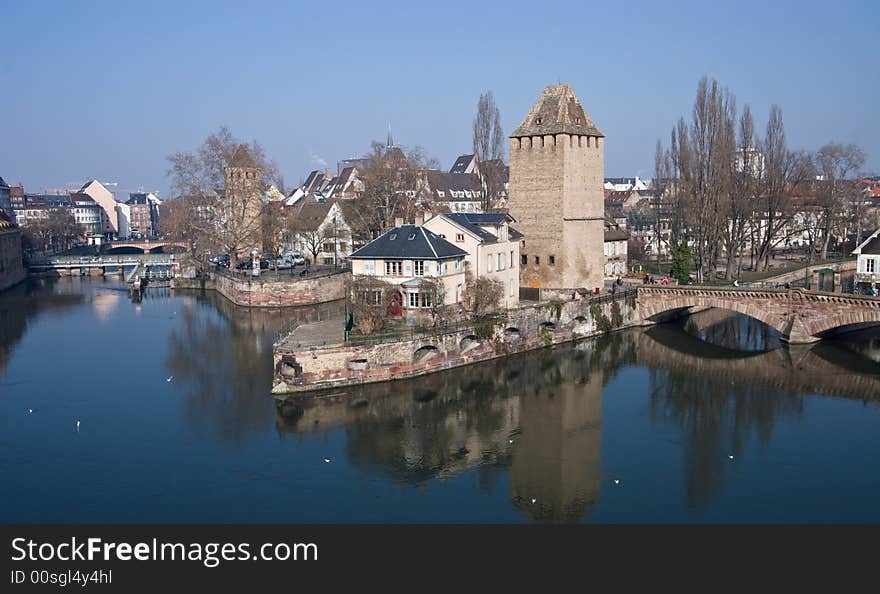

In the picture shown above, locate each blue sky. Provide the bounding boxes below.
[2,0,877,197]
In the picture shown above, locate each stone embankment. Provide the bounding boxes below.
[172,268,349,308]
[272,291,643,394]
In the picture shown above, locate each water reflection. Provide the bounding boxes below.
[276,318,880,522]
[165,289,344,442]
[0,278,85,378]
[678,308,782,351]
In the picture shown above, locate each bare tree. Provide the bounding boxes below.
[167,127,281,196]
[472,91,505,211]
[293,223,332,264]
[165,127,281,264]
[348,141,436,241]
[462,273,503,316]
[723,105,757,279]
[752,107,811,271]
[663,78,736,282]
[347,275,400,335]
[813,142,866,258]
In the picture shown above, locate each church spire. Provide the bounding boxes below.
[386,123,394,149]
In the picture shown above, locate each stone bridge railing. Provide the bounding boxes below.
[637,285,880,343]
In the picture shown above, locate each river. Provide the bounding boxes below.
[2,277,879,523]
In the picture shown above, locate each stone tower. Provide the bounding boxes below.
[508,83,605,294]
[223,144,263,260]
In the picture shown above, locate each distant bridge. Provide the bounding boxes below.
[29,253,176,271]
[638,286,880,344]
[104,240,187,254]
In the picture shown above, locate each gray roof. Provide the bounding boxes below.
[350,225,467,260]
[861,237,880,255]
[424,170,482,199]
[0,176,8,188]
[511,83,603,139]
[441,212,523,244]
[449,154,475,174]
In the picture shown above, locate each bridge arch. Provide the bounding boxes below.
[639,289,789,337]
[637,286,880,344]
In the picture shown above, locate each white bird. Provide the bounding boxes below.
[509,439,514,444]
[729,455,734,460]
[76,420,80,429]
[324,458,331,463]
[530,498,536,504]
[614,479,620,485]
[28,408,33,414]
[166,376,173,382]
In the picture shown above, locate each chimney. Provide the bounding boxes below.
[325,169,331,180]
[414,214,424,226]
[394,216,404,228]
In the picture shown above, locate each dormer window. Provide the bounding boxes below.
[389,233,397,240]
[535,117,542,125]
[575,117,581,125]
[408,233,416,240]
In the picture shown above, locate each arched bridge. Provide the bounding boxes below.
[105,240,187,254]
[637,286,880,343]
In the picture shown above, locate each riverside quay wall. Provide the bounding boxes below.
[173,268,349,307]
[272,291,642,394]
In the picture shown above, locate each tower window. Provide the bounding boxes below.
[549,255,555,265]
[535,117,542,125]
[534,256,540,266]
[575,117,581,125]
[521,254,527,266]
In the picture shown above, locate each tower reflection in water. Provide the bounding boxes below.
[275,335,637,523]
[275,315,880,522]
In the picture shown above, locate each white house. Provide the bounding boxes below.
[852,227,880,291]
[349,225,467,310]
[423,212,521,308]
[284,195,355,265]
[78,180,119,238]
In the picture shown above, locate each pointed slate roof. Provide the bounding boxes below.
[349,225,467,260]
[228,144,259,168]
[511,83,603,138]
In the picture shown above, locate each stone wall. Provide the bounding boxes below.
[0,228,26,292]
[272,292,643,394]
[172,269,349,307]
[213,270,348,307]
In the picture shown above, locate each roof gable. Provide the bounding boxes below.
[228,144,259,169]
[511,83,603,138]
[350,225,467,260]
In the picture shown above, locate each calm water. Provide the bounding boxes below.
[2,278,880,523]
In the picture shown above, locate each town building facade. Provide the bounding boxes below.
[0,210,25,292]
[853,227,880,292]
[423,212,521,308]
[349,224,467,310]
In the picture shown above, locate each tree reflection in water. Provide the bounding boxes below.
[0,278,85,378]
[165,291,344,443]
[276,314,880,522]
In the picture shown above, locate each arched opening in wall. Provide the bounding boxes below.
[347,358,369,371]
[649,307,783,352]
[574,315,587,323]
[106,246,145,254]
[814,320,880,340]
[540,321,556,331]
[504,327,521,341]
[413,345,440,363]
[459,334,481,353]
[277,356,302,380]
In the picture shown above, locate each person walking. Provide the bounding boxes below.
[662,275,669,285]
